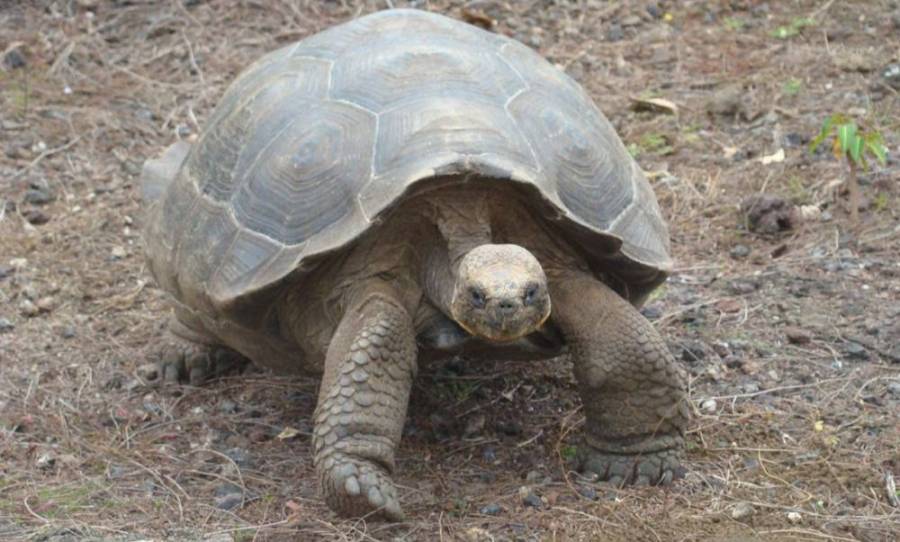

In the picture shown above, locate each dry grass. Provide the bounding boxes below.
[1,1,899,541]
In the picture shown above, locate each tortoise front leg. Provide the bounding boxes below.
[312,282,417,521]
[550,272,689,486]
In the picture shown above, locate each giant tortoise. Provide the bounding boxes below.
[141,8,689,520]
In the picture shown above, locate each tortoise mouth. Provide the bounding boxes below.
[452,300,551,343]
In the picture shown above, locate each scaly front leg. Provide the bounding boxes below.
[550,272,689,486]
[312,282,417,521]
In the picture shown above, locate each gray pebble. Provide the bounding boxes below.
[219,399,239,414]
[578,486,598,500]
[482,446,497,463]
[883,63,900,89]
[731,501,754,520]
[730,244,751,259]
[0,318,14,333]
[136,363,159,381]
[606,24,624,42]
[214,493,243,511]
[480,503,502,515]
[224,447,252,468]
[60,326,76,339]
[214,482,243,497]
[522,493,542,508]
[844,342,869,360]
[640,304,663,320]
[886,382,900,397]
[24,182,53,205]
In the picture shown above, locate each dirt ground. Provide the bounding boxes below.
[1,1,899,541]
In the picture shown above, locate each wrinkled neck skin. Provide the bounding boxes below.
[421,193,493,317]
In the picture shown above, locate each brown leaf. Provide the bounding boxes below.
[461,8,495,30]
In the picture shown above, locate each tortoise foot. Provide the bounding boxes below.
[155,339,248,386]
[319,453,404,521]
[579,446,684,487]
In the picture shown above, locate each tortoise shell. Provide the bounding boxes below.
[143,9,671,320]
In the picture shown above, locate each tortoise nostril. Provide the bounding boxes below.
[498,299,517,312]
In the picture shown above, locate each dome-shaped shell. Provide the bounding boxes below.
[144,9,671,318]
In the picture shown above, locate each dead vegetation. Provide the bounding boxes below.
[1,1,899,541]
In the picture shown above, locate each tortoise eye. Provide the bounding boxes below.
[470,288,486,308]
[523,284,539,305]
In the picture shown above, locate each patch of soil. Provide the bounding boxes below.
[1,1,898,541]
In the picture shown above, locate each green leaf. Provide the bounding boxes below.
[809,117,835,153]
[838,123,858,154]
[849,134,864,165]
[866,139,888,166]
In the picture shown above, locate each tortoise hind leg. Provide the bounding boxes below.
[156,309,249,386]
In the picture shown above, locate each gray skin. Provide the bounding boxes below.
[159,182,688,521]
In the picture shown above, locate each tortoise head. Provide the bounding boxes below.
[450,244,551,342]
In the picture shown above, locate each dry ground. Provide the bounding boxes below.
[2,1,899,541]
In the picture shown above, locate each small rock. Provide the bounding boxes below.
[706,84,746,119]
[479,503,502,516]
[578,486,598,500]
[214,482,243,497]
[680,340,707,363]
[0,318,14,333]
[620,15,642,27]
[218,399,239,414]
[214,492,243,511]
[23,209,50,225]
[728,279,758,295]
[886,381,900,397]
[0,265,13,279]
[482,446,497,463]
[640,303,663,320]
[36,296,55,313]
[785,328,812,345]
[463,413,486,436]
[740,194,799,234]
[24,181,54,205]
[723,355,744,370]
[3,47,26,70]
[110,246,127,260]
[701,398,717,413]
[715,298,743,314]
[107,465,127,479]
[19,299,39,317]
[136,363,159,381]
[606,23,624,41]
[60,326,76,339]
[740,381,760,394]
[879,63,900,89]
[522,493,542,509]
[787,511,802,524]
[731,502,754,520]
[844,342,869,360]
[224,447,252,468]
[730,244,751,259]
[496,420,522,436]
[36,453,56,469]
[525,470,543,484]
[782,133,806,147]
